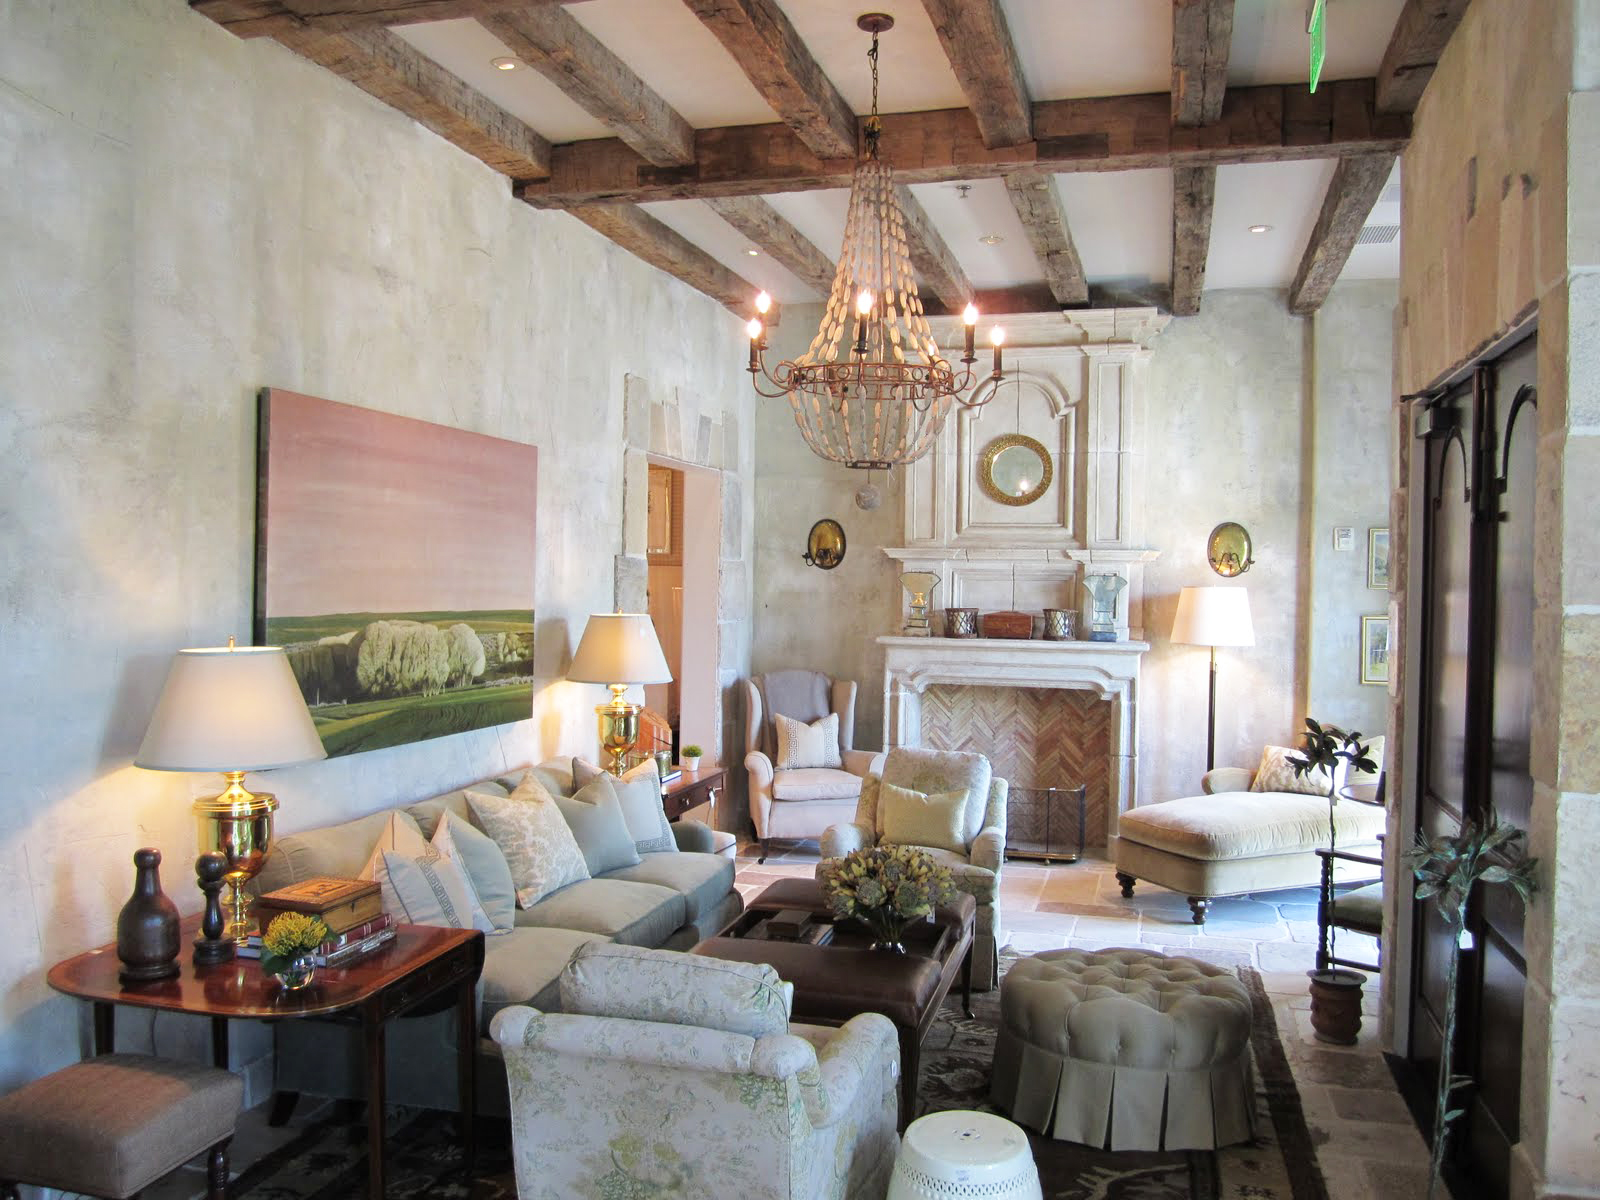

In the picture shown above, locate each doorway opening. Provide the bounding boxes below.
[644,459,720,768]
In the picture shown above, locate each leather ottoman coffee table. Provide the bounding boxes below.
[692,877,975,1128]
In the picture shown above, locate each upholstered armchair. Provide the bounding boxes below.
[744,670,882,861]
[820,747,1008,989]
[490,942,900,1200]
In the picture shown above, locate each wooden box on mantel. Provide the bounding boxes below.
[980,611,1034,639]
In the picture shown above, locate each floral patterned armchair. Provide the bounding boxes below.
[490,942,900,1200]
[820,747,1008,989]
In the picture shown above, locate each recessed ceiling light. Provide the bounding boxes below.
[1248,224,1273,234]
[746,248,760,256]
[978,233,1004,246]
[491,57,519,71]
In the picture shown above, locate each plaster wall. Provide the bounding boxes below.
[0,0,753,1098]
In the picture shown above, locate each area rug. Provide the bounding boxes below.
[234,958,1327,1200]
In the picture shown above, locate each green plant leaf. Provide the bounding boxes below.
[1479,865,1511,883]
[1415,880,1443,899]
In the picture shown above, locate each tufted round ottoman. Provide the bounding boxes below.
[989,947,1255,1151]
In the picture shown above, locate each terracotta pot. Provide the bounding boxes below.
[1307,968,1366,1044]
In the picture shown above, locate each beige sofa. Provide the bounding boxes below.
[255,758,743,1115]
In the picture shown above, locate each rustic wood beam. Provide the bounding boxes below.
[274,25,550,179]
[682,0,858,160]
[192,0,587,39]
[920,0,1032,148]
[1170,165,1216,316]
[1002,171,1086,306]
[895,185,972,311]
[1288,152,1395,315]
[565,204,769,318]
[481,8,694,167]
[705,197,836,295]
[1171,0,1235,127]
[1375,0,1471,114]
[517,80,1409,208]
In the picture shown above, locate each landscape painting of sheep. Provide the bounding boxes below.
[254,388,537,757]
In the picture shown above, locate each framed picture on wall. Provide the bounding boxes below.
[1367,527,1391,589]
[1360,615,1390,686]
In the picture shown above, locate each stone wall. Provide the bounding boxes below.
[0,0,753,1099]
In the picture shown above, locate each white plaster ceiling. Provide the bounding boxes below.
[399,0,1408,305]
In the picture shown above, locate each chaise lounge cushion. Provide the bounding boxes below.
[601,852,736,925]
[1118,791,1385,861]
[513,878,686,946]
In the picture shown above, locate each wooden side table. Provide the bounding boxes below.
[48,919,484,1199]
[662,763,725,822]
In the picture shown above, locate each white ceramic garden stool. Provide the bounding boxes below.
[888,1110,1041,1200]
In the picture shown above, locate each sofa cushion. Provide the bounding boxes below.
[1118,792,1386,862]
[261,809,412,893]
[407,781,506,840]
[359,812,429,917]
[881,747,992,843]
[432,811,515,933]
[553,774,642,876]
[602,852,736,924]
[481,926,610,1023]
[381,847,481,930]
[1250,745,1331,795]
[879,781,969,854]
[574,757,676,854]
[561,941,791,1037]
[775,712,842,769]
[467,780,590,908]
[773,767,865,802]
[514,878,686,946]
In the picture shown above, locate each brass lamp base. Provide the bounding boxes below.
[194,772,278,941]
[596,685,641,776]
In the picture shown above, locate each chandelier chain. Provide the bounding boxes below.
[865,30,881,159]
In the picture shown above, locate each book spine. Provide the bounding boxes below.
[243,913,393,955]
[240,928,396,967]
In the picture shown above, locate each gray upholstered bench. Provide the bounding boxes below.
[0,1054,243,1199]
[989,948,1254,1151]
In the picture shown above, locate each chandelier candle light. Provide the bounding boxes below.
[744,14,1003,470]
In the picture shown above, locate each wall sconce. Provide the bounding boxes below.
[803,518,846,569]
[1207,521,1255,576]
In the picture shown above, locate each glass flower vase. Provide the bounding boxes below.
[274,952,317,991]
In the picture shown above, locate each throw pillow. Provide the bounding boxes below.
[574,757,677,855]
[553,773,643,877]
[466,777,590,908]
[359,812,429,917]
[379,847,480,930]
[1250,745,1333,796]
[432,810,514,934]
[877,780,970,854]
[773,712,842,770]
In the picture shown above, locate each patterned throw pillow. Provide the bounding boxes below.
[573,757,677,855]
[1250,745,1333,796]
[379,847,480,930]
[773,712,842,770]
[877,780,970,854]
[466,776,590,908]
[359,812,428,917]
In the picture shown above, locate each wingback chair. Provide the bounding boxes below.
[490,942,900,1200]
[744,671,881,862]
[820,747,1008,989]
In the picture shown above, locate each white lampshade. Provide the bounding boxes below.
[1170,586,1255,648]
[568,613,673,686]
[135,646,327,772]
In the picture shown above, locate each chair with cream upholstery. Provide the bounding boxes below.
[743,671,882,862]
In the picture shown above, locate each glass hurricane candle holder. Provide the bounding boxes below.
[900,572,941,636]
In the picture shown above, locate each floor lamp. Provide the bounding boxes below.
[1170,586,1254,771]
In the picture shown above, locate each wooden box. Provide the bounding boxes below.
[981,610,1034,639]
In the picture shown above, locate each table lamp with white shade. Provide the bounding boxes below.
[136,641,326,938]
[1170,586,1255,772]
[568,613,673,775]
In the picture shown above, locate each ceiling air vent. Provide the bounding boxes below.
[1356,223,1400,246]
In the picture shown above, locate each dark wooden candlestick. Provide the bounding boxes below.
[116,848,181,983]
[192,852,235,965]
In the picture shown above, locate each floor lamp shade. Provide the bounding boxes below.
[569,614,673,774]
[1170,587,1253,773]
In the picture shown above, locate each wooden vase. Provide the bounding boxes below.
[1307,968,1365,1044]
[117,847,181,984]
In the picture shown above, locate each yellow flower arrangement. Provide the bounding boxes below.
[260,911,330,978]
[819,845,957,950]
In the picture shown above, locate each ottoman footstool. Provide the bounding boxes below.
[990,948,1254,1151]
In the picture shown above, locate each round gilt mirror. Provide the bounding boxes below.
[1207,521,1255,576]
[803,518,846,569]
[978,434,1052,507]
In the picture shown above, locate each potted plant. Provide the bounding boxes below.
[819,845,957,952]
[260,911,331,991]
[681,744,703,770]
[1406,811,1538,1200]
[1288,718,1378,1043]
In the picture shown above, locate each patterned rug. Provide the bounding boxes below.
[234,958,1327,1200]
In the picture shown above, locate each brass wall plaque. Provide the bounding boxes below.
[803,518,846,569]
[1207,521,1255,577]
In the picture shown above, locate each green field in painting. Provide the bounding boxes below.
[310,681,534,757]
[266,609,532,644]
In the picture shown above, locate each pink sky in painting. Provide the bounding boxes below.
[261,390,537,616]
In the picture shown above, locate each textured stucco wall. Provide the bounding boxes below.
[0,0,752,1096]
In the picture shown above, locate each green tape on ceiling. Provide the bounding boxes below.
[1308,0,1326,93]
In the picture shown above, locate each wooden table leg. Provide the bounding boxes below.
[456,972,477,1178]
[364,1001,386,1199]
[92,1002,114,1055]
[211,1016,229,1069]
[898,1025,918,1132]
[961,946,973,1018]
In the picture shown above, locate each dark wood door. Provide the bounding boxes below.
[1408,332,1537,1198]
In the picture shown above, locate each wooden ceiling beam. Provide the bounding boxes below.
[1171,0,1235,127]
[192,0,587,40]
[564,204,771,319]
[1003,170,1087,306]
[1375,0,1472,114]
[274,24,550,179]
[518,80,1409,208]
[1170,165,1216,316]
[896,185,972,311]
[682,0,859,160]
[1288,152,1395,314]
[705,197,836,295]
[481,7,694,167]
[920,0,1032,148]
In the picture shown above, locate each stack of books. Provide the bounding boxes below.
[242,877,395,967]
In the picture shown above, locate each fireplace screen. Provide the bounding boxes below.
[1005,784,1088,863]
